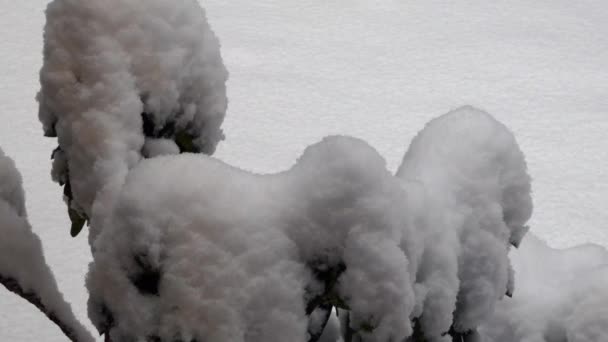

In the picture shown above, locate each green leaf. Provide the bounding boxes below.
[68,207,86,237]
[175,131,200,153]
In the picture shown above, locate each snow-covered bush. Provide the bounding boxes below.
[85,106,535,342]
[37,0,228,242]
[1,0,606,341]
[87,136,420,342]
[480,234,608,342]
[397,106,533,341]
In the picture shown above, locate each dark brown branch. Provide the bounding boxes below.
[0,274,83,342]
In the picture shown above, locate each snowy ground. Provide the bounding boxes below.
[0,0,607,341]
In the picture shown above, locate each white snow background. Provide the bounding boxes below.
[0,0,607,340]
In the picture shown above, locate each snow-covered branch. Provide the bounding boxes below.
[481,234,608,342]
[0,148,94,342]
[29,0,606,341]
[397,106,533,340]
[38,0,228,242]
[87,136,417,341]
[86,105,535,342]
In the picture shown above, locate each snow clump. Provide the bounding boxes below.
[397,106,533,340]
[87,136,421,342]
[0,147,94,342]
[37,0,228,241]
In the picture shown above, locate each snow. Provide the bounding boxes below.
[480,234,608,342]
[396,106,532,339]
[0,148,93,342]
[0,0,607,341]
[38,0,228,244]
[87,136,419,341]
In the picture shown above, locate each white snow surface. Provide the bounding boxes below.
[0,148,94,342]
[0,1,607,341]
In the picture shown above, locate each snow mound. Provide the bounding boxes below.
[0,148,94,342]
[397,106,533,339]
[38,0,228,240]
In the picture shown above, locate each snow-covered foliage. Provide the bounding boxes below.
[87,136,420,342]
[480,233,608,342]
[0,147,94,342]
[37,0,228,240]
[29,0,605,340]
[397,106,533,340]
[86,107,536,342]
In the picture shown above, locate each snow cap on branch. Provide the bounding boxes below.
[481,234,608,342]
[397,106,533,339]
[0,147,94,342]
[87,136,420,342]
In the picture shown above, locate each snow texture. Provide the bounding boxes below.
[318,310,341,342]
[37,0,228,242]
[0,147,94,342]
[1,1,607,341]
[480,233,608,342]
[87,136,419,342]
[87,107,534,342]
[397,106,533,340]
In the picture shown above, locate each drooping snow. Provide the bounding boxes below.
[86,105,535,342]
[38,0,228,241]
[480,233,608,342]
[397,106,533,340]
[0,147,94,342]
[318,309,341,342]
[80,102,539,341]
[87,136,422,342]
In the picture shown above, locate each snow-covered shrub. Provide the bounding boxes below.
[397,106,533,341]
[86,106,537,342]
[480,234,608,342]
[0,147,93,342]
[37,0,228,241]
[87,136,421,342]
